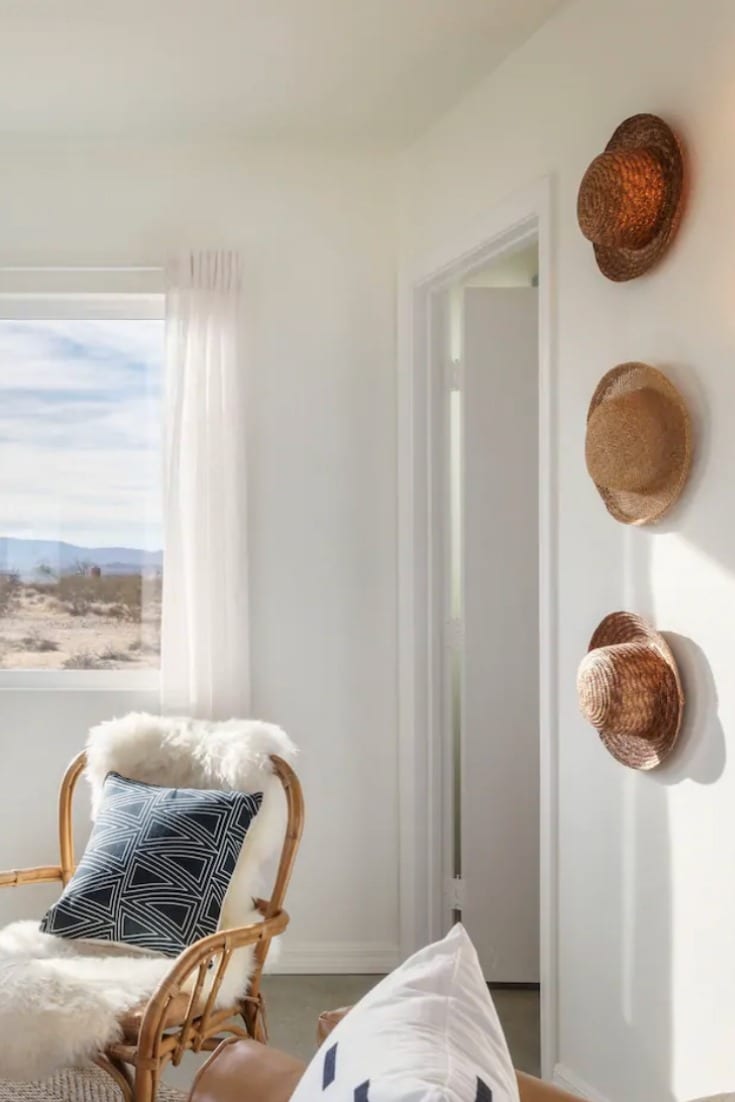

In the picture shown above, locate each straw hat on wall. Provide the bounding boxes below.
[585,362,692,525]
[577,612,684,770]
[577,113,684,281]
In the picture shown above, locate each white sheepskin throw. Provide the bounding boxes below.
[0,713,298,1083]
[85,712,298,931]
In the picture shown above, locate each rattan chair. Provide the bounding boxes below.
[0,747,304,1101]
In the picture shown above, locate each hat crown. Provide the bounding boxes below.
[577,147,666,250]
[577,642,670,739]
[585,385,683,493]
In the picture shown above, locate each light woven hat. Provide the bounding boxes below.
[577,612,684,770]
[586,362,692,525]
[577,113,684,281]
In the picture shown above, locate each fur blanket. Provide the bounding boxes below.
[0,714,297,1083]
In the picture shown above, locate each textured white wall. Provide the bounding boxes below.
[399,2,735,1098]
[0,143,400,971]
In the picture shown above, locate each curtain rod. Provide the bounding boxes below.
[0,266,164,274]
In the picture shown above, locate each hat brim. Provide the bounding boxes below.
[587,362,692,525]
[588,612,684,770]
[592,114,684,282]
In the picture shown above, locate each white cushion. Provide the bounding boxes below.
[291,923,520,1102]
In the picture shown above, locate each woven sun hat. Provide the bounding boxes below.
[577,113,684,281]
[577,612,684,770]
[585,362,692,525]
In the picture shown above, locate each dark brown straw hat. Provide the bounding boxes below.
[577,113,684,281]
[577,612,684,770]
[586,363,692,525]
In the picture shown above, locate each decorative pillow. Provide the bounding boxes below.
[290,923,520,1102]
[41,772,262,957]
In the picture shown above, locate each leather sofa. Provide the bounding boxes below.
[189,1037,583,1102]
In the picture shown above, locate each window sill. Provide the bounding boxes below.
[0,669,160,692]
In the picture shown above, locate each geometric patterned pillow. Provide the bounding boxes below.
[290,924,520,1102]
[41,773,262,957]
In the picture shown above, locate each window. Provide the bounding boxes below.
[0,301,163,673]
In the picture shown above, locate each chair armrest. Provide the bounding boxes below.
[0,865,63,888]
[317,1006,352,1044]
[517,1072,585,1101]
[136,909,290,1067]
[189,1038,306,1102]
[314,1012,575,1102]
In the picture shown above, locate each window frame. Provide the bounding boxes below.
[0,284,164,692]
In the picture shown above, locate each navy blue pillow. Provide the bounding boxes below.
[41,772,262,957]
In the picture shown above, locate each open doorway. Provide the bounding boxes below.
[440,238,541,1068]
[445,238,540,982]
[397,181,556,1078]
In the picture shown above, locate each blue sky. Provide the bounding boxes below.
[0,319,163,550]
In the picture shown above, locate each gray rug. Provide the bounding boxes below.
[0,1068,185,1101]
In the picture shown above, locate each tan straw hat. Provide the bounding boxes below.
[577,612,684,770]
[577,113,684,281]
[586,362,692,525]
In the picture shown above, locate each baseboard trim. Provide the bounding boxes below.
[268,942,401,975]
[553,1064,611,1102]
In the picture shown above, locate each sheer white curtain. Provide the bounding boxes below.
[161,251,250,718]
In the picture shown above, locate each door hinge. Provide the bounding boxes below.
[445,357,462,392]
[447,876,466,911]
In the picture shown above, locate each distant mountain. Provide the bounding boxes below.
[0,537,162,580]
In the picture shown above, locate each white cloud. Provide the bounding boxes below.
[0,319,163,549]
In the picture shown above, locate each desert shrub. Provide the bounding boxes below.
[65,646,141,669]
[0,573,20,616]
[97,646,132,663]
[63,651,105,670]
[102,603,128,620]
[18,633,59,653]
[47,572,160,621]
[129,638,159,656]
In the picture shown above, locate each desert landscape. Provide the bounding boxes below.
[0,570,161,670]
[0,537,162,670]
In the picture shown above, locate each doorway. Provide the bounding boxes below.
[397,179,557,1077]
[444,241,540,985]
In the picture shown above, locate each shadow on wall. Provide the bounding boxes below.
[579,348,731,1096]
[617,639,723,1102]
[591,391,727,1098]
[605,614,726,1102]
[654,633,726,788]
[577,596,677,1101]
[618,354,727,787]
[626,356,735,592]
[585,588,679,1101]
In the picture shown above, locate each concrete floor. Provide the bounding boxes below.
[262,975,540,1075]
[165,975,540,1090]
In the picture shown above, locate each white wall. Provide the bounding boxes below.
[399,2,735,1099]
[0,143,400,972]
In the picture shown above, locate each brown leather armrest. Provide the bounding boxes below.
[189,1039,306,1102]
[517,1071,585,1101]
[317,1005,352,1044]
[317,1010,582,1100]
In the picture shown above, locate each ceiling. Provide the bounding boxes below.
[0,0,567,145]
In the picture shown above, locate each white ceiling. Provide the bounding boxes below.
[0,0,567,145]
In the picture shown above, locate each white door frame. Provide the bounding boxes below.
[397,176,558,1077]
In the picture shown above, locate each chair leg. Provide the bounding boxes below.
[242,992,268,1043]
[95,1054,135,1102]
[132,1067,157,1102]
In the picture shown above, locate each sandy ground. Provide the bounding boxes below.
[0,588,160,670]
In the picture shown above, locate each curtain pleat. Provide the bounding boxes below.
[161,250,250,719]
